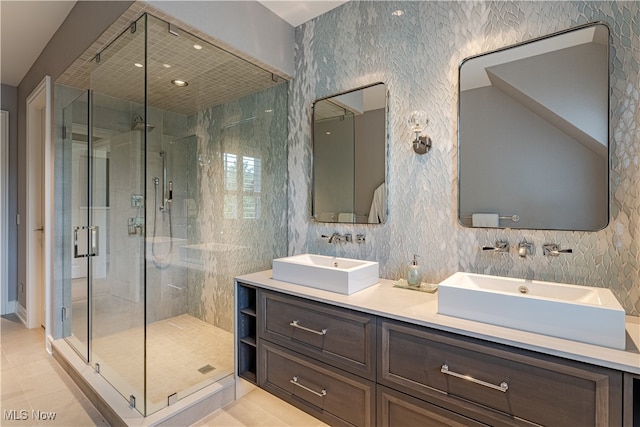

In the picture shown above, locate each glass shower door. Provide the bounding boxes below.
[86,15,147,414]
[62,91,90,362]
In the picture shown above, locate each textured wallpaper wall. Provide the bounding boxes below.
[288,1,639,315]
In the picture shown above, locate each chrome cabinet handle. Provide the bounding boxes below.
[290,376,327,397]
[441,364,508,392]
[289,320,327,336]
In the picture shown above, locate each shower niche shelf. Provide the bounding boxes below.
[237,282,258,384]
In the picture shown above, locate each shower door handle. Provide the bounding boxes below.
[74,226,99,258]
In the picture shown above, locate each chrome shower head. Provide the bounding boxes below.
[132,115,155,131]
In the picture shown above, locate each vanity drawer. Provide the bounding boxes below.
[379,319,622,427]
[259,341,375,427]
[259,290,376,379]
[377,385,487,427]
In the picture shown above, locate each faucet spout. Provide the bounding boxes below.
[328,232,342,243]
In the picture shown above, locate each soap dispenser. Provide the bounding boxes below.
[407,255,421,287]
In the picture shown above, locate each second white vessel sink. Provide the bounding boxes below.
[272,253,379,295]
[438,272,626,349]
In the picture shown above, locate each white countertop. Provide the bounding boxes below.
[237,270,640,375]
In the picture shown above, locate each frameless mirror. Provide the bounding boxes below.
[458,23,609,231]
[312,82,387,224]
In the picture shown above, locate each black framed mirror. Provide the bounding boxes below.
[458,23,610,231]
[312,82,388,224]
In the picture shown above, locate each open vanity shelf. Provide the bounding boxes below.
[237,283,258,384]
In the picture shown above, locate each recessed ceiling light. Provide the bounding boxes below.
[193,44,203,50]
[264,109,273,113]
[134,63,144,68]
[326,131,331,135]
[391,9,404,16]
[171,79,188,87]
[163,64,171,68]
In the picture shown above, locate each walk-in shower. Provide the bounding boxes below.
[57,12,288,418]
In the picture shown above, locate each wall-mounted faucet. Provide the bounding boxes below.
[543,244,573,257]
[482,241,509,253]
[517,239,534,258]
[322,233,353,244]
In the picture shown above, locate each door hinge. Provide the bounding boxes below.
[62,126,67,139]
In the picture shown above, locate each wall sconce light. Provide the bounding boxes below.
[407,110,432,154]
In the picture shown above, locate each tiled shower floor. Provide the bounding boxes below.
[90,313,234,412]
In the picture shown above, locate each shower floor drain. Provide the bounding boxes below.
[198,364,215,374]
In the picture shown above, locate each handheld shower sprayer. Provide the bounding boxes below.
[152,171,173,268]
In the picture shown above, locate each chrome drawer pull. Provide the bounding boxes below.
[289,320,327,336]
[290,376,327,397]
[441,364,509,392]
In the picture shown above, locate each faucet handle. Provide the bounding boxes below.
[543,244,572,257]
[482,241,509,253]
[517,239,534,258]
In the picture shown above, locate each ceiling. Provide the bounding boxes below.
[258,0,348,27]
[77,13,282,116]
[0,1,77,87]
[0,0,347,88]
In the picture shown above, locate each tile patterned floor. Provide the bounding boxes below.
[0,314,108,426]
[1,314,328,426]
[193,387,328,427]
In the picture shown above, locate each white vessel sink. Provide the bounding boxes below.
[438,272,626,349]
[272,254,379,295]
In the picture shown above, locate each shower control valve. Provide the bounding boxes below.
[128,217,144,235]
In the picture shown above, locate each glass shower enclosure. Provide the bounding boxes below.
[59,13,288,416]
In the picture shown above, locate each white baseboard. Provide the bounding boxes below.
[1,300,16,315]
[15,303,27,325]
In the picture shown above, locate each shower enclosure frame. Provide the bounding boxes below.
[58,9,289,418]
[60,14,233,417]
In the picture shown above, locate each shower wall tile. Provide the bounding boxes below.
[188,83,289,332]
[288,1,640,315]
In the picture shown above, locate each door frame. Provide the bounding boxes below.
[1,110,9,316]
[25,76,53,349]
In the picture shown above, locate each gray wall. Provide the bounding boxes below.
[1,83,18,303]
[313,116,355,220]
[354,108,385,218]
[459,85,607,230]
[313,108,385,222]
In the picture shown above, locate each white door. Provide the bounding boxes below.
[25,76,51,334]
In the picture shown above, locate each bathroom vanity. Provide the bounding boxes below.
[235,270,640,427]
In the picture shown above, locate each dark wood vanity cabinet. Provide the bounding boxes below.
[257,290,376,426]
[243,286,628,427]
[259,341,375,427]
[377,385,487,427]
[379,319,623,427]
